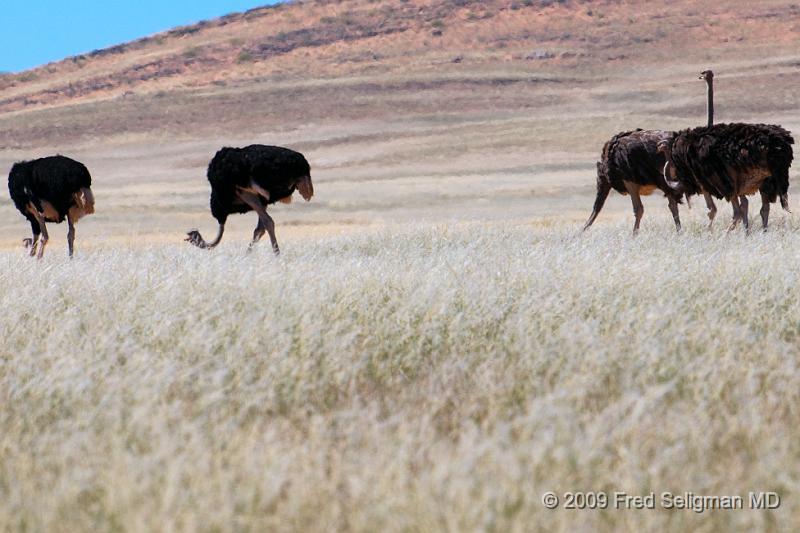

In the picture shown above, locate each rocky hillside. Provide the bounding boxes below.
[0,0,799,153]
[2,0,799,113]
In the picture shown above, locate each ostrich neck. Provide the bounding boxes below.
[663,161,682,191]
[706,80,714,127]
[200,224,225,248]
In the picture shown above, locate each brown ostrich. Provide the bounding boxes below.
[659,123,793,231]
[583,71,725,234]
[583,129,683,234]
[690,69,792,230]
[697,69,720,228]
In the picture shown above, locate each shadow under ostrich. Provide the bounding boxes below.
[7,155,95,259]
[186,145,314,254]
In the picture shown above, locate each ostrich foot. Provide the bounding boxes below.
[23,238,38,257]
[246,244,279,255]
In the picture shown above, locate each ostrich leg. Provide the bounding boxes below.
[703,192,717,230]
[667,196,681,231]
[739,196,750,232]
[24,235,40,257]
[67,213,77,258]
[238,191,280,254]
[623,181,644,235]
[727,196,743,232]
[29,209,49,259]
[760,191,771,231]
[249,218,267,251]
[23,219,40,257]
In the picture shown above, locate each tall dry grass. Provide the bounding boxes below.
[1,219,799,531]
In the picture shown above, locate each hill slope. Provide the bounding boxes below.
[0,0,799,246]
[2,0,800,130]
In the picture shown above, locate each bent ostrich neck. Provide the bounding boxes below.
[191,223,225,249]
[663,161,682,191]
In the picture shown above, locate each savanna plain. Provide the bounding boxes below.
[2,0,800,531]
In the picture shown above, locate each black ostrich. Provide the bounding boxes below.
[700,69,792,229]
[659,123,794,231]
[7,155,95,259]
[186,145,314,253]
[583,128,684,234]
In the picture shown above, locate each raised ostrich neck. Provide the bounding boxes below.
[706,74,714,127]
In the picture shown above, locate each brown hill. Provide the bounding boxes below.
[2,0,799,141]
[0,0,799,244]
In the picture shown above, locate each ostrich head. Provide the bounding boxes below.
[699,69,714,82]
[185,223,225,249]
[657,139,683,192]
[185,230,208,248]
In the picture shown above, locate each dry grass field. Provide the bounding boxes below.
[2,0,800,531]
[4,221,800,532]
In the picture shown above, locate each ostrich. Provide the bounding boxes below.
[697,69,720,227]
[659,123,794,231]
[186,145,313,254]
[583,128,683,233]
[7,155,95,259]
[698,69,791,229]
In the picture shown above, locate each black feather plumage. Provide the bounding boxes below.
[666,123,794,203]
[206,145,312,223]
[584,129,683,231]
[599,129,681,197]
[187,144,313,252]
[7,154,95,258]
[8,155,92,224]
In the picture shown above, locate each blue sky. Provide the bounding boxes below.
[0,1,280,73]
